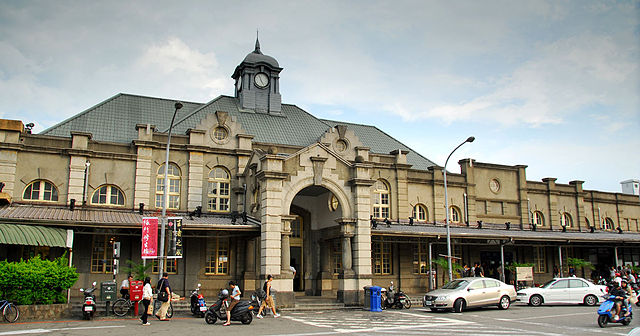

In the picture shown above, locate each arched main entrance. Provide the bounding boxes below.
[289,184,346,296]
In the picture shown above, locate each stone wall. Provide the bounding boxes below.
[17,303,72,321]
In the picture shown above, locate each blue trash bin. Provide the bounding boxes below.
[370,286,382,312]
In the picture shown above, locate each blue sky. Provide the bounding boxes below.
[0,1,638,192]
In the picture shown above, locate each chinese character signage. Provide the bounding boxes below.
[141,217,158,258]
[168,217,183,258]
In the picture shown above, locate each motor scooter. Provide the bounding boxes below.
[204,289,254,325]
[381,281,411,309]
[80,281,97,320]
[597,294,632,327]
[190,283,207,317]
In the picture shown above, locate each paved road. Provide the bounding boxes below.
[0,304,637,335]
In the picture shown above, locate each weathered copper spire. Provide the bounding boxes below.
[254,30,262,54]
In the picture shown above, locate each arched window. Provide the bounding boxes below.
[560,212,572,227]
[604,217,614,230]
[91,185,125,206]
[412,204,428,222]
[372,179,390,219]
[23,180,58,202]
[207,167,230,212]
[533,211,545,226]
[156,163,181,210]
[449,206,461,223]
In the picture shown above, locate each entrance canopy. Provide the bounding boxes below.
[0,223,72,248]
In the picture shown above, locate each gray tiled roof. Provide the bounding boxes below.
[40,93,437,170]
[40,94,203,143]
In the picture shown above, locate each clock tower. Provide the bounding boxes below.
[232,37,283,114]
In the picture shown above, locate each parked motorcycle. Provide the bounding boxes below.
[597,294,632,327]
[80,281,97,320]
[381,282,411,309]
[190,283,207,317]
[204,289,254,325]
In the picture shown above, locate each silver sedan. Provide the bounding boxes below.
[423,277,517,313]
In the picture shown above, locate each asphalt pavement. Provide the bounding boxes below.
[0,303,637,336]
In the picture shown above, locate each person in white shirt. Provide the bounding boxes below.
[120,275,132,299]
[141,277,153,325]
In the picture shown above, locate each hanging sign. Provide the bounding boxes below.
[141,217,158,258]
[168,217,183,259]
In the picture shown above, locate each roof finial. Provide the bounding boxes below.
[254,30,262,54]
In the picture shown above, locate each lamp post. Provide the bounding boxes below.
[158,101,183,280]
[444,136,475,282]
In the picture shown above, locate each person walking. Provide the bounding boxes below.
[224,281,241,326]
[141,276,153,326]
[256,275,280,318]
[155,273,171,321]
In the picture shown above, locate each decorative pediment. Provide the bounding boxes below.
[318,125,366,162]
[190,111,251,150]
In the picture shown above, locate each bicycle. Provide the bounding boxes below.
[111,297,134,317]
[0,299,19,323]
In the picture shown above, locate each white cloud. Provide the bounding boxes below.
[391,34,638,128]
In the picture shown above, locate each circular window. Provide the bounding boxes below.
[329,195,339,211]
[335,139,348,152]
[214,127,228,140]
[489,178,500,193]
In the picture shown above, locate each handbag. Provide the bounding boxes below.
[158,290,168,302]
[147,301,154,314]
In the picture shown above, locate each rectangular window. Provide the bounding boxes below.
[413,240,428,274]
[152,259,178,274]
[205,237,229,275]
[372,238,392,275]
[332,239,342,275]
[91,236,114,274]
[533,246,546,273]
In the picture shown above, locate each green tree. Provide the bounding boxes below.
[0,252,78,305]
[122,259,153,281]
[567,257,595,278]
[432,257,462,287]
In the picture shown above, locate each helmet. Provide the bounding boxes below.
[219,289,229,299]
[616,273,621,277]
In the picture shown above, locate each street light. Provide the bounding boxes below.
[158,101,183,280]
[444,136,475,282]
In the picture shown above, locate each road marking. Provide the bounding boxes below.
[495,311,593,321]
[0,326,125,335]
[491,318,628,335]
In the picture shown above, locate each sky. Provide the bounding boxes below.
[0,1,638,192]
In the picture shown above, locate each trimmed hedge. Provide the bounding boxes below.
[0,254,78,305]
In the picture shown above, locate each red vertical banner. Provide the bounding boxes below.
[141,217,158,258]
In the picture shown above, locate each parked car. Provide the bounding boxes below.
[516,277,607,307]
[422,277,516,313]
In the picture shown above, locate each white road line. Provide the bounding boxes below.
[492,318,628,335]
[495,311,593,321]
[0,326,125,335]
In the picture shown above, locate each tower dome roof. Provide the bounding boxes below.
[242,37,279,68]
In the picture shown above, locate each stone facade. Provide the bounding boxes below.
[1,42,639,309]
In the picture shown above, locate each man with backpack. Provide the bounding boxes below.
[256,274,280,318]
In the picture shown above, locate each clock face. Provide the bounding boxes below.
[254,73,269,88]
[489,179,500,193]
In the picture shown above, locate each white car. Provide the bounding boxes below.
[516,277,607,306]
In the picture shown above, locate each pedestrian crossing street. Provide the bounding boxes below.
[282,309,560,335]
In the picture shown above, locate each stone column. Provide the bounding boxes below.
[68,132,92,205]
[280,215,295,274]
[543,178,559,229]
[569,180,585,231]
[133,124,156,210]
[243,238,257,291]
[516,165,529,229]
[319,240,333,295]
[337,218,357,304]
